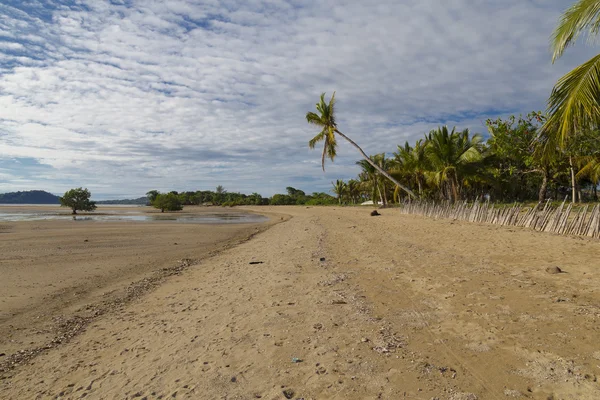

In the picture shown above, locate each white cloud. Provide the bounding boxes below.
[0,0,595,198]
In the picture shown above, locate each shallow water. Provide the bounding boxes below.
[0,212,268,224]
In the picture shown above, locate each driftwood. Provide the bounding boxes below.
[399,199,600,239]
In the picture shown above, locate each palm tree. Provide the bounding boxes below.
[425,126,483,202]
[356,157,381,205]
[372,153,393,206]
[331,179,347,204]
[346,179,360,204]
[542,0,600,145]
[393,139,429,197]
[306,92,416,199]
[577,157,600,199]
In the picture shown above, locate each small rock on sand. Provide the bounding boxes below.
[545,266,562,274]
[370,210,380,216]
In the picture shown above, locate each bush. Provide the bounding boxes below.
[59,187,97,214]
[152,193,183,212]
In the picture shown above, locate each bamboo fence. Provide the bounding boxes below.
[398,199,600,239]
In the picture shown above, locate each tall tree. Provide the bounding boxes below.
[357,157,382,204]
[543,0,600,145]
[306,92,416,199]
[152,193,183,212]
[487,113,554,203]
[425,126,483,202]
[346,179,360,204]
[393,139,429,197]
[60,188,97,215]
[331,179,347,204]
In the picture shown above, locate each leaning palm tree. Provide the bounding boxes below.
[331,179,347,204]
[542,0,600,144]
[306,92,416,199]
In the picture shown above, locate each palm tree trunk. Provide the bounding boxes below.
[447,173,459,203]
[538,167,549,205]
[452,176,460,203]
[334,129,416,199]
[382,183,388,206]
[569,156,577,203]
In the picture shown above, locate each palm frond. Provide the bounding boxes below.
[551,0,600,62]
[542,53,600,144]
[576,156,600,179]
[306,112,324,126]
[309,129,325,149]
[458,146,483,164]
[328,91,336,127]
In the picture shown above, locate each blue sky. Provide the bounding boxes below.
[0,0,595,199]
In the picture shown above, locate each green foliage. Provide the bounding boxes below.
[152,192,183,212]
[145,188,269,207]
[286,187,305,197]
[59,188,97,214]
[305,192,337,205]
[146,190,159,203]
[331,179,347,204]
[484,114,550,201]
[346,115,600,204]
[270,194,295,205]
[544,0,600,145]
[307,92,338,171]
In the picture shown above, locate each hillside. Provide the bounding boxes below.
[0,190,60,204]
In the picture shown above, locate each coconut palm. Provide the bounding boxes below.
[355,154,395,205]
[306,92,416,199]
[346,179,361,204]
[425,126,483,202]
[372,153,393,206]
[542,0,600,144]
[356,157,381,205]
[393,139,429,197]
[577,155,600,199]
[331,179,347,204]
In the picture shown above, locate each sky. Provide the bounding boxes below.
[0,0,596,199]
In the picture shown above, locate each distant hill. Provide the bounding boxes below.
[0,190,60,204]
[96,197,149,205]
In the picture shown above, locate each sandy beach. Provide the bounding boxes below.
[2,206,600,399]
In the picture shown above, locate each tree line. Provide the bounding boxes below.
[145,185,338,211]
[327,113,600,206]
[56,186,338,214]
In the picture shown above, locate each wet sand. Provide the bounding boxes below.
[2,206,600,399]
[0,205,278,358]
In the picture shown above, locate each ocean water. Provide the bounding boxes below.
[0,211,268,224]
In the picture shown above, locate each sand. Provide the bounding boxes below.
[1,206,600,399]
[0,206,277,359]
